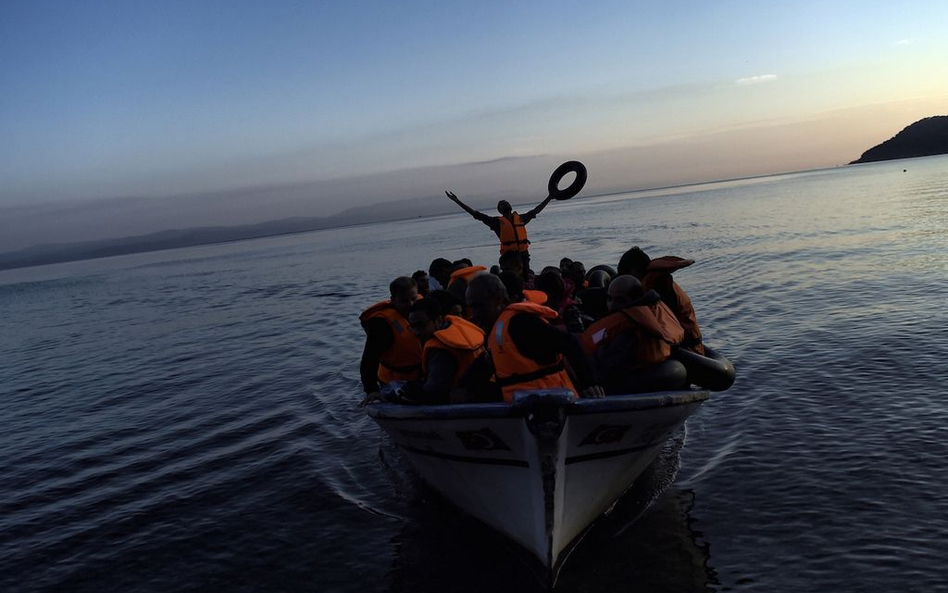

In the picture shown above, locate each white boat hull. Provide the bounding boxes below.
[366,389,709,578]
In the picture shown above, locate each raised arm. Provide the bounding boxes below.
[446,191,493,225]
[521,194,555,223]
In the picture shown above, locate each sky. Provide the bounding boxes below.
[1,0,947,250]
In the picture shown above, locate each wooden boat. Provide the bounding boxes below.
[365,388,710,581]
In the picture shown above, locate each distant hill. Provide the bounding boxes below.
[0,194,492,271]
[850,116,948,164]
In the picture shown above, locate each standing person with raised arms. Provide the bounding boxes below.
[444,161,587,281]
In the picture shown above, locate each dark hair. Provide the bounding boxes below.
[428,258,452,276]
[428,289,462,314]
[617,246,651,278]
[468,272,509,302]
[411,270,427,281]
[409,297,443,320]
[498,270,525,300]
[453,258,473,267]
[536,270,565,302]
[389,276,417,297]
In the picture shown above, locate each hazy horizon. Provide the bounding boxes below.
[2,1,947,251]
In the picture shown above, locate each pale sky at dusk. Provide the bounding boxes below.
[1,0,947,249]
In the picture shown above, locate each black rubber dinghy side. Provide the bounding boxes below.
[587,264,617,280]
[672,346,736,391]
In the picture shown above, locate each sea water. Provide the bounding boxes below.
[1,155,946,592]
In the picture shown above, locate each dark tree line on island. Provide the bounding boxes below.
[850,115,948,164]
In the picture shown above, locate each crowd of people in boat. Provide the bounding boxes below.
[359,245,706,406]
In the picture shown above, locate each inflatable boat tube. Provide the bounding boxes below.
[672,345,735,391]
[607,359,689,395]
[585,269,611,289]
[548,161,587,201]
[587,264,617,280]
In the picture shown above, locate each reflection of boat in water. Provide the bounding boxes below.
[366,388,709,582]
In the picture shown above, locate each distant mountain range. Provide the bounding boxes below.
[850,116,948,164]
[0,194,471,271]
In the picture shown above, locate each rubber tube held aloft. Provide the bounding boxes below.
[548,161,587,201]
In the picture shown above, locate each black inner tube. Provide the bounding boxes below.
[548,161,587,201]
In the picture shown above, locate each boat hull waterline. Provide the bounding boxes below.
[366,389,710,575]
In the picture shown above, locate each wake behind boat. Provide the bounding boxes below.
[366,387,710,582]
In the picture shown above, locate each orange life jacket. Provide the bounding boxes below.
[359,300,423,383]
[498,213,530,254]
[642,256,704,355]
[487,302,576,402]
[422,315,486,385]
[581,300,684,366]
[522,289,548,305]
[448,265,487,287]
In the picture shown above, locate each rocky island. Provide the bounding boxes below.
[850,116,948,164]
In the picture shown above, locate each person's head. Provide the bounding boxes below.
[428,289,464,317]
[428,258,453,287]
[408,298,444,343]
[498,270,525,302]
[607,275,644,313]
[535,270,565,306]
[559,258,573,274]
[467,273,509,331]
[497,200,512,216]
[567,261,586,285]
[498,250,523,275]
[411,270,430,296]
[540,266,562,276]
[617,246,651,280]
[389,276,418,318]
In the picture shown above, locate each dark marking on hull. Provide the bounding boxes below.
[398,444,529,467]
[565,442,655,465]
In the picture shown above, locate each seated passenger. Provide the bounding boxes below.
[618,246,705,354]
[427,258,453,291]
[428,289,464,318]
[446,264,488,313]
[563,260,587,297]
[466,274,604,402]
[581,275,687,394]
[411,270,430,297]
[399,298,489,404]
[535,270,587,333]
[359,276,423,405]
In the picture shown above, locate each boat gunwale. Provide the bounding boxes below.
[365,389,710,421]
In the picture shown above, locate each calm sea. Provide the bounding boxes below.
[1,156,946,592]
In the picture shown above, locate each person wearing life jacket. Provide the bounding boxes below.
[445,191,555,281]
[358,276,423,406]
[581,275,688,394]
[466,274,604,402]
[618,246,705,355]
[398,298,496,404]
[446,264,487,317]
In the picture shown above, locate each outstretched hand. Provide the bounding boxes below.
[359,391,384,407]
[445,190,459,202]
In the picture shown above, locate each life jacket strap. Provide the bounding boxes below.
[495,360,565,387]
[500,239,531,246]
